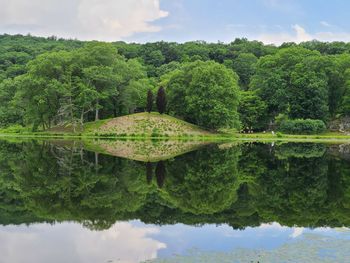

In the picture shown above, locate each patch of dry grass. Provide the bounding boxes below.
[94,112,211,137]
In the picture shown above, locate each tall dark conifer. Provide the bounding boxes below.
[146,162,153,184]
[156,87,167,114]
[155,161,166,188]
[146,89,153,113]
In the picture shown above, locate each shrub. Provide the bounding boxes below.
[0,124,30,134]
[279,119,326,134]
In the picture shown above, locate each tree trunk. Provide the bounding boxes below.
[95,152,99,174]
[95,100,99,121]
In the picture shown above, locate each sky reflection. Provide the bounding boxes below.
[0,221,349,263]
[0,222,165,263]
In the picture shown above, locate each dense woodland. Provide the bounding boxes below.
[1,34,350,132]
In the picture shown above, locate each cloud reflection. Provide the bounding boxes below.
[0,221,166,263]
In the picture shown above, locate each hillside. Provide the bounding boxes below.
[85,112,212,137]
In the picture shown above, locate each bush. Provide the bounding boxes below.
[279,119,326,134]
[0,124,30,134]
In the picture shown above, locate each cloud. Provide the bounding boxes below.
[259,223,304,238]
[257,24,350,45]
[0,222,166,263]
[0,0,168,41]
[290,227,304,238]
[320,21,331,27]
[257,24,311,44]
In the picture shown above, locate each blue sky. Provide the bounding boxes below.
[130,0,350,44]
[1,0,350,44]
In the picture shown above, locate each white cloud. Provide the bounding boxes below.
[257,24,350,45]
[320,21,331,27]
[290,227,304,238]
[258,24,311,44]
[0,222,166,263]
[259,222,286,230]
[258,223,304,238]
[0,0,168,41]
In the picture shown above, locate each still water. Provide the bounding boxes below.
[0,139,350,262]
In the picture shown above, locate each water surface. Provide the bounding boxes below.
[0,139,349,262]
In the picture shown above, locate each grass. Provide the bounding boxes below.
[89,112,211,137]
[0,113,349,143]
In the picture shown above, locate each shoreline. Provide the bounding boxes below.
[0,132,350,143]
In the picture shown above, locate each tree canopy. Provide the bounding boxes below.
[1,34,350,132]
[166,61,240,129]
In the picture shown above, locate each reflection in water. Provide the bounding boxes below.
[0,140,349,227]
[146,162,153,185]
[0,139,349,261]
[155,161,166,188]
[151,232,350,262]
[0,222,166,263]
[85,138,209,162]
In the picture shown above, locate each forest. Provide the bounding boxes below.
[1,34,350,133]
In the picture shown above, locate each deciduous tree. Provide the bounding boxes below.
[146,89,153,113]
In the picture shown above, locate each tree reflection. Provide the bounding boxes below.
[146,162,153,185]
[155,161,166,188]
[0,140,349,230]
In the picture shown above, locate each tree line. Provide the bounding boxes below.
[1,34,350,132]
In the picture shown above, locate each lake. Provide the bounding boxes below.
[0,138,350,262]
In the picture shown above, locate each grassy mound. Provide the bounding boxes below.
[86,112,211,137]
[85,139,210,162]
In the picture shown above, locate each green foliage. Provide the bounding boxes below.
[1,140,350,229]
[146,89,153,113]
[276,132,283,138]
[251,47,334,125]
[0,124,30,133]
[1,34,350,132]
[167,61,240,130]
[239,90,267,131]
[275,143,326,159]
[162,145,241,214]
[339,67,350,116]
[231,53,258,89]
[279,119,327,134]
[8,42,148,129]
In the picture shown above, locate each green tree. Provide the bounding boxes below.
[251,47,331,123]
[239,90,268,131]
[339,75,350,116]
[166,61,240,129]
[82,66,117,121]
[232,53,258,89]
[13,51,71,130]
[146,89,153,113]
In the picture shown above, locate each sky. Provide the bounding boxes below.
[1,0,350,45]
